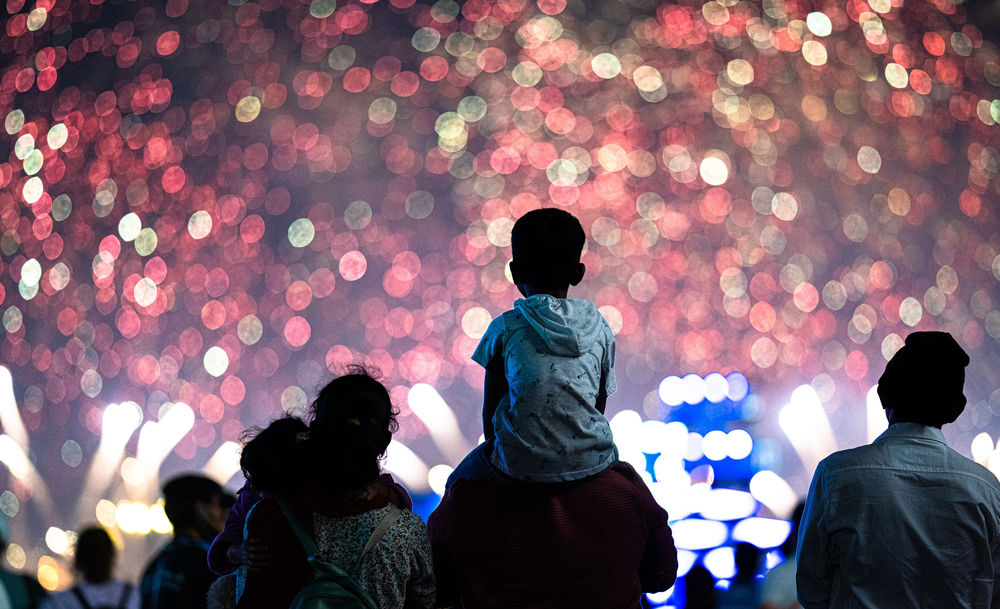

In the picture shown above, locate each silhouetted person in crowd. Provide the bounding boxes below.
[685,565,717,609]
[428,459,677,607]
[448,208,618,486]
[429,209,674,606]
[299,366,434,608]
[140,475,227,609]
[718,543,761,609]
[797,331,1000,608]
[759,503,804,609]
[0,529,46,609]
[209,404,411,576]
[232,416,312,609]
[40,527,138,609]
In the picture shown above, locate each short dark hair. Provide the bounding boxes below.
[510,208,585,288]
[74,527,116,583]
[162,474,223,532]
[307,364,398,494]
[240,417,309,497]
[877,331,969,426]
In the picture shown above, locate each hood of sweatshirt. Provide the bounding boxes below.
[513,295,604,357]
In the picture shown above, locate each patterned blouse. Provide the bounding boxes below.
[313,504,435,609]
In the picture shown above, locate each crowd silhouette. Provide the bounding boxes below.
[3,212,998,609]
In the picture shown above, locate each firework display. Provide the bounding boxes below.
[0,0,998,588]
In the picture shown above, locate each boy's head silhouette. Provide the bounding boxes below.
[877,331,969,427]
[510,208,586,295]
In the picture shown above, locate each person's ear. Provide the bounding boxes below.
[569,263,585,286]
[509,260,523,284]
[509,261,529,296]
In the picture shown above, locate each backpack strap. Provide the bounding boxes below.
[71,587,93,609]
[278,501,318,557]
[117,583,133,609]
[279,500,402,576]
[350,504,402,578]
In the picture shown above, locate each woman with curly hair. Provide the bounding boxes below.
[236,365,433,609]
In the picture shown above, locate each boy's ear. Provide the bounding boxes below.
[509,260,524,284]
[569,263,585,286]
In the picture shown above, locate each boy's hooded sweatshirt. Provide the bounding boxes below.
[472,294,618,482]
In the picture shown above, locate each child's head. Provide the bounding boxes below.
[510,208,586,291]
[240,416,309,497]
[307,364,398,493]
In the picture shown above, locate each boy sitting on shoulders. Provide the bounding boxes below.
[449,208,617,485]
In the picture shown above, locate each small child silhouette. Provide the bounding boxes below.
[449,208,618,485]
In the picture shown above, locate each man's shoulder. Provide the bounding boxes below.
[604,461,650,487]
[440,463,662,537]
[144,538,209,571]
[813,442,894,483]
[817,434,1000,495]
[816,442,876,471]
[449,461,649,503]
[941,445,1000,492]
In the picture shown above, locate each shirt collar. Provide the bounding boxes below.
[875,421,947,445]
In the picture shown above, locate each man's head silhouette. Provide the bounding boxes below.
[877,331,969,427]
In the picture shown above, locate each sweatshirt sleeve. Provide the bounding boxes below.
[471,315,504,369]
[207,486,259,574]
[631,466,677,592]
[600,322,617,397]
[426,489,460,608]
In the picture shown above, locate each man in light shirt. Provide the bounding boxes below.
[796,331,1000,609]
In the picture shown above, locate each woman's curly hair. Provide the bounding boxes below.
[306,363,399,493]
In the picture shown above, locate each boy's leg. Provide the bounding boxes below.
[446,440,506,488]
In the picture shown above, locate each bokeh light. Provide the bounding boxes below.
[0,0,997,587]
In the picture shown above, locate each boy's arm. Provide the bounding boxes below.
[482,367,507,440]
[471,316,506,441]
[595,394,607,414]
[597,323,615,416]
[595,368,609,414]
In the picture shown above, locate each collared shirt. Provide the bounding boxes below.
[797,422,1000,609]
